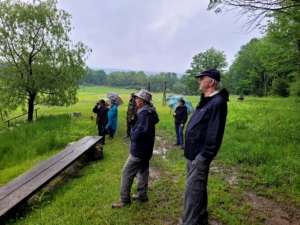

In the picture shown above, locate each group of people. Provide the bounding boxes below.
[92,98,118,144]
[93,69,229,225]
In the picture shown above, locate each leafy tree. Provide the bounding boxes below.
[81,68,107,85]
[106,71,147,89]
[185,48,227,94]
[208,1,300,96]
[0,0,90,121]
[172,81,187,94]
[271,77,290,96]
[147,72,178,92]
[208,0,300,27]
[290,77,300,96]
[228,38,272,96]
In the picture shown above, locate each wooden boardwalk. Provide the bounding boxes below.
[0,136,102,219]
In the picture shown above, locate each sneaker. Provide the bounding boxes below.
[111,201,130,208]
[132,194,148,202]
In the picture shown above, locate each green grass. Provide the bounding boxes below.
[220,97,300,201]
[1,86,300,224]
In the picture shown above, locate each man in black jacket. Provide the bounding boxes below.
[112,89,159,208]
[92,99,108,144]
[182,69,229,225]
[173,98,188,148]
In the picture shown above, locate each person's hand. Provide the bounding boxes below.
[180,123,184,127]
[191,154,207,167]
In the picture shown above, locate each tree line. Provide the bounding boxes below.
[80,68,188,94]
[208,0,300,97]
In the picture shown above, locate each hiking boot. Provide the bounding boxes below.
[132,194,148,202]
[111,201,130,208]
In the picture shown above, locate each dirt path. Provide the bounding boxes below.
[210,163,300,225]
[153,135,300,225]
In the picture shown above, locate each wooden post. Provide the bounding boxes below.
[162,81,166,106]
[147,81,151,91]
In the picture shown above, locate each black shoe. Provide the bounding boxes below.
[132,194,148,202]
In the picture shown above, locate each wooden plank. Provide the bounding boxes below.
[0,136,101,217]
[0,136,90,199]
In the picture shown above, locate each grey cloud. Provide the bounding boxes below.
[58,0,261,73]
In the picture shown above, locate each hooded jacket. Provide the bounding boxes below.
[130,104,159,160]
[184,89,229,162]
[174,105,188,125]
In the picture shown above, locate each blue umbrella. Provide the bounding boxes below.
[166,95,194,114]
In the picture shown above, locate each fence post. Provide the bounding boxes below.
[162,81,166,106]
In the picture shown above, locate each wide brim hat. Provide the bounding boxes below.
[134,89,152,103]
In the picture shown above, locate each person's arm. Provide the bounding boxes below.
[193,102,226,164]
[131,111,149,141]
[92,105,98,113]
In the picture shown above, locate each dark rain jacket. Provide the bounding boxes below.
[130,104,159,161]
[127,98,136,123]
[174,105,188,125]
[184,89,229,162]
[93,104,108,125]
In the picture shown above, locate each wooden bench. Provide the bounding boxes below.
[0,136,102,220]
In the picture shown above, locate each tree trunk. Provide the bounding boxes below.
[27,92,36,121]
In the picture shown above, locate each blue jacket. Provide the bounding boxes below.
[130,104,159,160]
[107,104,118,131]
[184,89,229,162]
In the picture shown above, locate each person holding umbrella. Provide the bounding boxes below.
[173,98,188,148]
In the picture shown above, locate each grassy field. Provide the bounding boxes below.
[1,86,299,225]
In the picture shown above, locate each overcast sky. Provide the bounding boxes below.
[57,0,262,73]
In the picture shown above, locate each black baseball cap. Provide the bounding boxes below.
[195,69,221,81]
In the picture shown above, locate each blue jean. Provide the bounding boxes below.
[175,123,184,145]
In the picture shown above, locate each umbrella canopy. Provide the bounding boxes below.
[166,95,194,114]
[107,93,123,106]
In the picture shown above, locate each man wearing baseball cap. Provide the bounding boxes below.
[112,89,159,208]
[182,69,229,225]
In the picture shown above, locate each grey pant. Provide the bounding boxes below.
[182,160,210,225]
[120,154,149,203]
